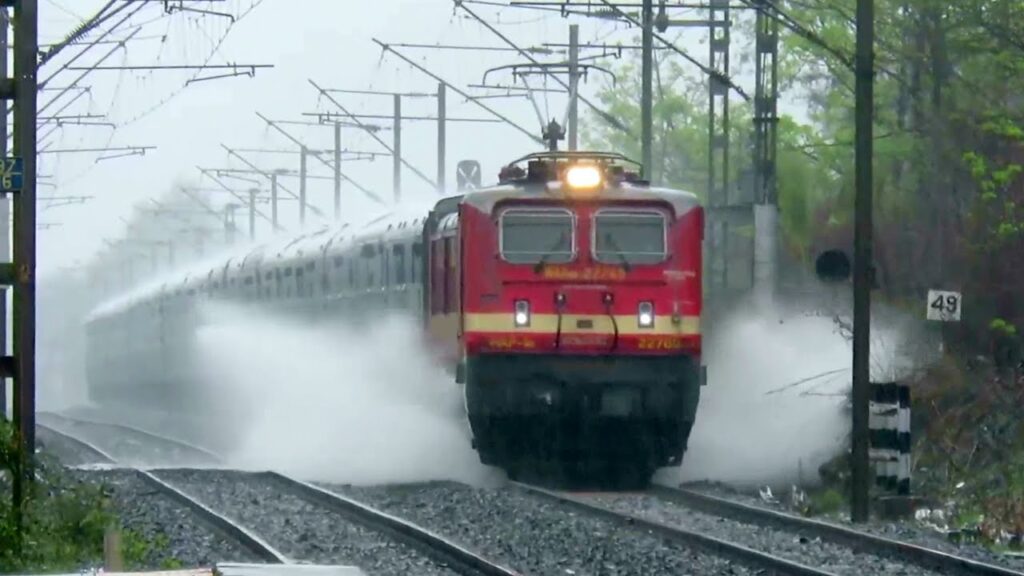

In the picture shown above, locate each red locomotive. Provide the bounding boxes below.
[429,151,704,480]
[85,149,705,483]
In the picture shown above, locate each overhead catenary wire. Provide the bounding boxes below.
[307,80,440,192]
[453,1,633,134]
[219,145,331,218]
[253,111,386,205]
[39,2,147,87]
[367,42,545,146]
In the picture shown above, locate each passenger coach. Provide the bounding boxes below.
[85,150,705,483]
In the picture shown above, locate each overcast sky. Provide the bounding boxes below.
[33,0,801,278]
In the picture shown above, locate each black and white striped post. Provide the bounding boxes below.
[868,382,911,495]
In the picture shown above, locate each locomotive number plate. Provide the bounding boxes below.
[637,336,684,350]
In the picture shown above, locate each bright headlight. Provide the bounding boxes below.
[514,299,530,327]
[565,165,602,189]
[638,301,654,328]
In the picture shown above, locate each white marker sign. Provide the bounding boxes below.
[927,290,961,322]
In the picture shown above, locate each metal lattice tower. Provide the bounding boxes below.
[753,0,779,206]
[708,0,730,208]
[708,0,731,292]
[752,0,780,302]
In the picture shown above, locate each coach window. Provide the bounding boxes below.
[411,242,423,283]
[393,244,406,285]
[500,208,574,264]
[592,209,668,265]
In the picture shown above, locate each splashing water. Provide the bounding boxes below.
[192,302,499,486]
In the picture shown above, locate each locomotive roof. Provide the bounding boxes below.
[460,180,701,214]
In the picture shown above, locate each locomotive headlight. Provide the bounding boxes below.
[638,301,654,328]
[514,299,530,327]
[565,165,602,190]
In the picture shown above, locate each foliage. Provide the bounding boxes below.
[583,1,1024,535]
[805,488,846,518]
[585,0,1024,351]
[0,421,169,572]
[912,357,1024,544]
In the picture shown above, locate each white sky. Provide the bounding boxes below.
[32,0,801,276]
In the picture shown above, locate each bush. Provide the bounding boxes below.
[0,420,168,572]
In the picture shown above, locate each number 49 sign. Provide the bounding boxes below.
[927,289,962,322]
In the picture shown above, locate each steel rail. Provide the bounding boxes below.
[37,423,288,564]
[512,482,838,576]
[264,472,521,576]
[37,411,223,465]
[654,486,1024,576]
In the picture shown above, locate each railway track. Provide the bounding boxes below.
[37,423,286,564]
[47,412,1020,576]
[38,415,518,576]
[650,485,1024,576]
[38,410,223,466]
[520,481,1024,576]
[512,482,839,576]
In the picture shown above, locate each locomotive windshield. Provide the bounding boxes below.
[593,210,667,265]
[500,208,574,264]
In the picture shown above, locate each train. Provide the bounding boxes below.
[84,149,706,483]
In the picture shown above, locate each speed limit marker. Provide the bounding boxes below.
[927,290,961,322]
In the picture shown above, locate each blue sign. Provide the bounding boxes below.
[0,157,22,193]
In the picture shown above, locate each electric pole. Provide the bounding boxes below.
[568,24,579,151]
[437,82,446,193]
[851,0,875,523]
[0,6,8,420]
[641,0,654,177]
[333,122,341,219]
[271,172,279,231]
[393,94,401,202]
[248,188,257,241]
[299,146,307,226]
[7,0,38,528]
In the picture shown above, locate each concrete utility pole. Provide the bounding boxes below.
[568,24,580,151]
[851,0,875,524]
[0,6,8,420]
[333,122,341,219]
[437,82,446,193]
[299,146,307,226]
[248,188,257,241]
[393,94,401,202]
[6,0,38,527]
[224,204,238,245]
[271,172,279,231]
[641,0,654,176]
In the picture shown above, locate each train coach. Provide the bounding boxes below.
[85,149,705,482]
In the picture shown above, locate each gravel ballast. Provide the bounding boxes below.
[69,468,263,569]
[154,469,462,576]
[587,491,945,576]
[318,481,768,576]
[681,482,1024,573]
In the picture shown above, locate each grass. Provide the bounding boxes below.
[0,421,177,573]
